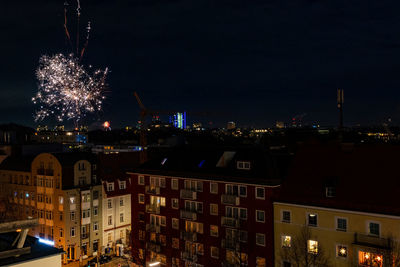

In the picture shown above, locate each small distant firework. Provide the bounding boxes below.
[32,53,108,123]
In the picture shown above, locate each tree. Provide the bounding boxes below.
[278,225,331,267]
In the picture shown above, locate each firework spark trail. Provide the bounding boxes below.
[32,54,107,124]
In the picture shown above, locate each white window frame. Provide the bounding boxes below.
[335,217,347,232]
[171,198,179,209]
[336,243,348,258]
[307,212,318,227]
[108,215,112,226]
[70,227,76,237]
[256,210,265,223]
[107,182,114,191]
[93,222,99,231]
[255,187,265,200]
[119,180,126,190]
[237,161,251,170]
[210,225,218,237]
[120,213,124,223]
[210,246,219,259]
[256,233,265,246]
[171,179,178,190]
[138,175,145,185]
[138,194,145,204]
[172,218,179,229]
[210,182,218,194]
[107,199,112,209]
[367,220,381,237]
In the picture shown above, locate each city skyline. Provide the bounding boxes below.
[2,0,400,128]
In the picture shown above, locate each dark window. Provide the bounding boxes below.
[308,214,318,227]
[369,222,380,236]
[282,211,291,223]
[337,218,347,231]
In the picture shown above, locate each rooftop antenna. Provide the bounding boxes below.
[337,88,344,130]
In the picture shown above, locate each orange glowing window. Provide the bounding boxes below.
[358,251,383,267]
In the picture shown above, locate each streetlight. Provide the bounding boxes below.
[148,262,160,267]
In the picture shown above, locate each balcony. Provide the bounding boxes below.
[146,224,161,233]
[181,252,198,262]
[146,204,160,214]
[180,210,197,220]
[81,233,89,239]
[181,231,197,242]
[354,233,391,249]
[222,238,238,250]
[37,169,54,176]
[221,217,240,228]
[146,242,161,253]
[145,186,160,195]
[180,189,197,200]
[221,195,240,206]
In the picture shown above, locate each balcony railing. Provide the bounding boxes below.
[180,210,197,220]
[221,217,240,228]
[180,189,197,200]
[181,231,197,242]
[146,242,161,253]
[146,224,161,233]
[354,233,391,249]
[146,204,160,214]
[145,186,160,195]
[221,194,240,206]
[221,238,238,250]
[181,252,198,262]
[37,169,54,176]
[81,233,89,239]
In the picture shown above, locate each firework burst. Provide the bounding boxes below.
[32,53,108,124]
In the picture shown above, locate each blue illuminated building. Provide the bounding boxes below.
[170,112,187,129]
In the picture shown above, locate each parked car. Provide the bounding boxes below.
[99,255,112,264]
[85,258,98,267]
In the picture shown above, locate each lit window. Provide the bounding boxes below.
[359,251,383,266]
[256,257,266,267]
[59,196,64,205]
[282,210,291,223]
[171,198,179,209]
[336,218,347,231]
[256,233,265,246]
[308,240,318,254]
[255,187,265,199]
[210,204,218,215]
[337,245,347,258]
[256,210,265,223]
[308,213,318,227]
[172,238,179,249]
[281,235,291,247]
[172,218,179,229]
[210,225,218,237]
[369,222,380,236]
[69,196,75,204]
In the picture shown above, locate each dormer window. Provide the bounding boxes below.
[237,161,251,170]
[107,182,114,191]
[119,180,126,190]
[325,186,336,197]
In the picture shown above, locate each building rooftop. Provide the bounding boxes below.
[0,155,35,172]
[277,143,400,216]
[0,219,63,265]
[129,146,292,186]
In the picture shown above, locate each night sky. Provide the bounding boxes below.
[2,0,400,128]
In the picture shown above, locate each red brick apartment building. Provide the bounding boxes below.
[128,147,290,267]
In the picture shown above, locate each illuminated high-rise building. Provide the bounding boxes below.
[170,112,186,129]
